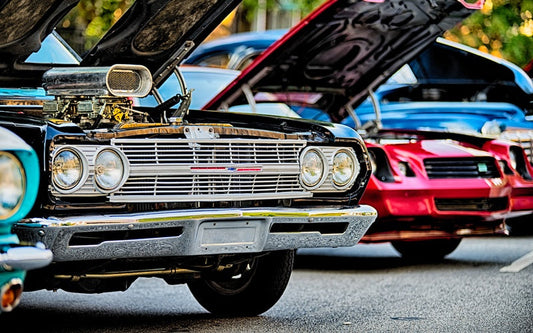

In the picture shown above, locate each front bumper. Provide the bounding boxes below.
[0,245,53,271]
[362,178,511,219]
[14,206,377,262]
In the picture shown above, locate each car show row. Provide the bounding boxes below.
[0,0,531,316]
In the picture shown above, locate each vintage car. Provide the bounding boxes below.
[201,0,526,260]
[0,127,52,313]
[0,0,385,316]
[342,38,533,229]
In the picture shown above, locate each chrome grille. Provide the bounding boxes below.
[113,139,302,165]
[500,130,533,166]
[111,138,307,202]
[424,157,500,179]
[113,174,304,202]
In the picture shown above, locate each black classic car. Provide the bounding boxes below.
[0,0,382,315]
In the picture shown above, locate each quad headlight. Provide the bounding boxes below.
[300,148,326,189]
[332,149,358,189]
[0,152,25,219]
[52,147,87,193]
[300,146,360,191]
[94,148,129,192]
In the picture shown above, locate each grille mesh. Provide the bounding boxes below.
[435,197,508,211]
[108,70,141,91]
[424,157,499,179]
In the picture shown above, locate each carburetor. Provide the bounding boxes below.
[42,64,152,128]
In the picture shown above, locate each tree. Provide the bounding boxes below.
[444,0,533,67]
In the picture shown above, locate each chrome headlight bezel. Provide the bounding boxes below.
[93,147,129,193]
[300,147,327,190]
[331,148,359,190]
[0,151,25,220]
[51,146,88,194]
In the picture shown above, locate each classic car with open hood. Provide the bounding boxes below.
[202,0,523,259]
[0,0,383,315]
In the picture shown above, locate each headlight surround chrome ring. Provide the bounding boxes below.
[331,148,359,189]
[51,146,88,193]
[300,147,327,190]
[94,147,129,193]
[0,152,25,220]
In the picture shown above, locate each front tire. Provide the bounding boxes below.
[187,250,294,316]
[391,238,462,261]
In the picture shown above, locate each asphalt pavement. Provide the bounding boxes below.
[3,235,532,333]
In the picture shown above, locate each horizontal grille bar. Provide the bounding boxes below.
[435,197,508,211]
[112,174,305,202]
[424,157,500,179]
[113,138,305,165]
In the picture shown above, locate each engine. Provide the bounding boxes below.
[42,65,153,129]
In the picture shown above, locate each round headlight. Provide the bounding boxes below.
[94,148,127,192]
[300,148,326,189]
[332,149,358,188]
[52,148,86,192]
[509,150,517,170]
[0,152,25,219]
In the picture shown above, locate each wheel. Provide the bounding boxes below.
[187,250,294,316]
[391,238,462,261]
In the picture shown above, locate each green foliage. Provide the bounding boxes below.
[58,0,133,53]
[445,0,533,67]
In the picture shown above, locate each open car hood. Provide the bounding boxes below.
[408,38,533,95]
[205,0,478,122]
[0,0,78,69]
[0,0,241,87]
[81,0,241,86]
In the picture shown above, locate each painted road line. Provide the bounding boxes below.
[500,250,533,273]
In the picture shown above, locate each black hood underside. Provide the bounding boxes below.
[206,0,474,121]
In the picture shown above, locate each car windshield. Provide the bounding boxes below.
[25,32,81,65]
[138,68,240,110]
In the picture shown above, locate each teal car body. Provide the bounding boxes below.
[0,127,51,313]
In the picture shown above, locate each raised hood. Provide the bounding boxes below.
[81,0,242,86]
[205,0,478,122]
[0,0,78,69]
[409,38,533,95]
[0,0,241,87]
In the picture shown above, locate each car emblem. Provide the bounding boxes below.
[477,163,488,173]
[190,166,263,173]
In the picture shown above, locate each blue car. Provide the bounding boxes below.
[184,29,287,70]
[189,31,533,165]
[341,38,533,165]
[0,127,52,313]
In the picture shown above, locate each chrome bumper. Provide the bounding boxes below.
[0,244,53,270]
[14,206,377,262]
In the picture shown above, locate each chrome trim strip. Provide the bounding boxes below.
[17,206,377,261]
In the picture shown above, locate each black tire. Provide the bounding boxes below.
[391,238,462,261]
[187,250,294,316]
